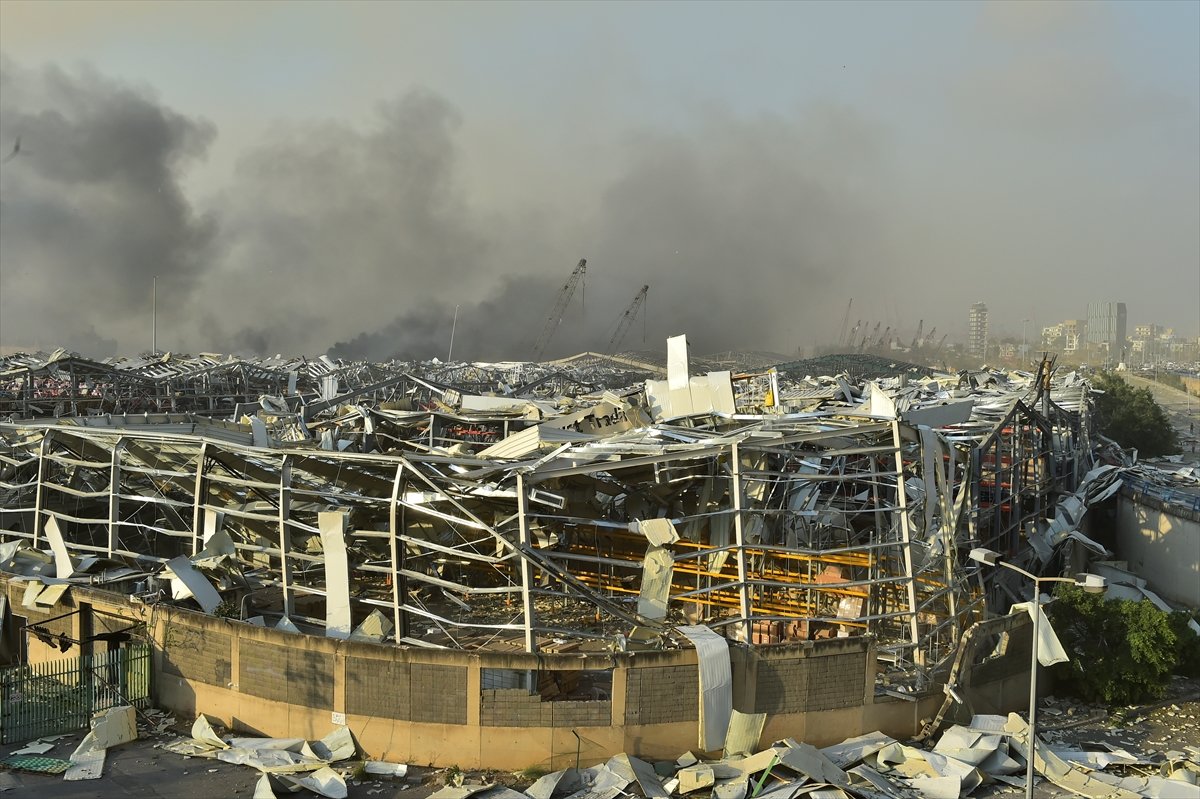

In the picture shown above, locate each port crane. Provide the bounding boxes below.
[910,319,924,351]
[846,320,862,351]
[837,298,854,348]
[607,285,649,354]
[531,258,586,361]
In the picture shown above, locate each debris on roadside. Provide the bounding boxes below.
[63,704,138,781]
[351,712,1198,799]
[162,715,356,798]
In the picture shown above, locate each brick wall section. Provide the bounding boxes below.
[482,689,551,727]
[804,651,865,711]
[162,622,231,687]
[552,699,612,727]
[409,663,467,725]
[756,651,867,714]
[624,665,698,725]
[238,640,334,710]
[237,640,288,703]
[480,689,611,727]
[345,658,410,720]
[755,658,810,714]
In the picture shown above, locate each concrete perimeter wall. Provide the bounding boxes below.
[1115,490,1200,608]
[5,580,1032,769]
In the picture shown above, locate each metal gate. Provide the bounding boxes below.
[0,643,151,744]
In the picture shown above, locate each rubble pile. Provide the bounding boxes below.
[4,695,1197,798]
[454,712,1198,799]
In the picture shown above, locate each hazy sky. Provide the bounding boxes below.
[0,1,1196,359]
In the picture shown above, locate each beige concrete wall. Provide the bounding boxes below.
[3,579,1034,768]
[1116,493,1200,607]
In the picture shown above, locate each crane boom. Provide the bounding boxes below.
[837,298,853,348]
[531,258,587,361]
[607,284,650,353]
[910,319,924,351]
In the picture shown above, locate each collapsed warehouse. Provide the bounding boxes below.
[0,333,1142,767]
[0,336,1128,764]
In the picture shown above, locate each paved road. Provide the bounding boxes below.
[1123,374,1200,460]
[0,724,431,798]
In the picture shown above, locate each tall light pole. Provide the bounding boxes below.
[969,548,1106,799]
[1022,319,1030,365]
[152,276,157,355]
[447,304,460,362]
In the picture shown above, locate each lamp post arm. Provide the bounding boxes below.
[996,560,1038,582]
[1033,575,1080,600]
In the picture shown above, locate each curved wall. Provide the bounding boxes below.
[5,579,1034,769]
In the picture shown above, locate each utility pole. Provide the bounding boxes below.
[152,276,157,355]
[447,305,460,362]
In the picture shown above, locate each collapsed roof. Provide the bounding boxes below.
[0,337,1119,686]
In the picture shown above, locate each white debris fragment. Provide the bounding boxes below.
[364,761,409,777]
[253,773,278,799]
[278,765,348,799]
[63,732,106,781]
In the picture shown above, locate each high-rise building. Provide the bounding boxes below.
[1086,302,1128,361]
[968,302,988,359]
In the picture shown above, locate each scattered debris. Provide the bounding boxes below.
[10,739,56,755]
[162,715,354,797]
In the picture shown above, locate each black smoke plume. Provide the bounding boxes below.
[0,57,216,355]
[2,57,888,360]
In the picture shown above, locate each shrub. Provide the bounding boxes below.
[1047,584,1181,705]
[1170,611,1200,679]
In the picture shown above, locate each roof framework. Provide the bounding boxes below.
[0,350,1099,688]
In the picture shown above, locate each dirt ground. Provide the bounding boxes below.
[4,678,1199,799]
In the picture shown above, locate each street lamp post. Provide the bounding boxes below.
[968,548,1106,799]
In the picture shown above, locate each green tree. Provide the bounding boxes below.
[1047,584,1185,705]
[1091,372,1180,457]
[1170,611,1200,679]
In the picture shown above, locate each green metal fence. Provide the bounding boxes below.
[0,643,151,744]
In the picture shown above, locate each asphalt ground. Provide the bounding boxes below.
[3,679,1197,799]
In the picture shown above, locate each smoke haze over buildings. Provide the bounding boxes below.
[0,2,1196,359]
